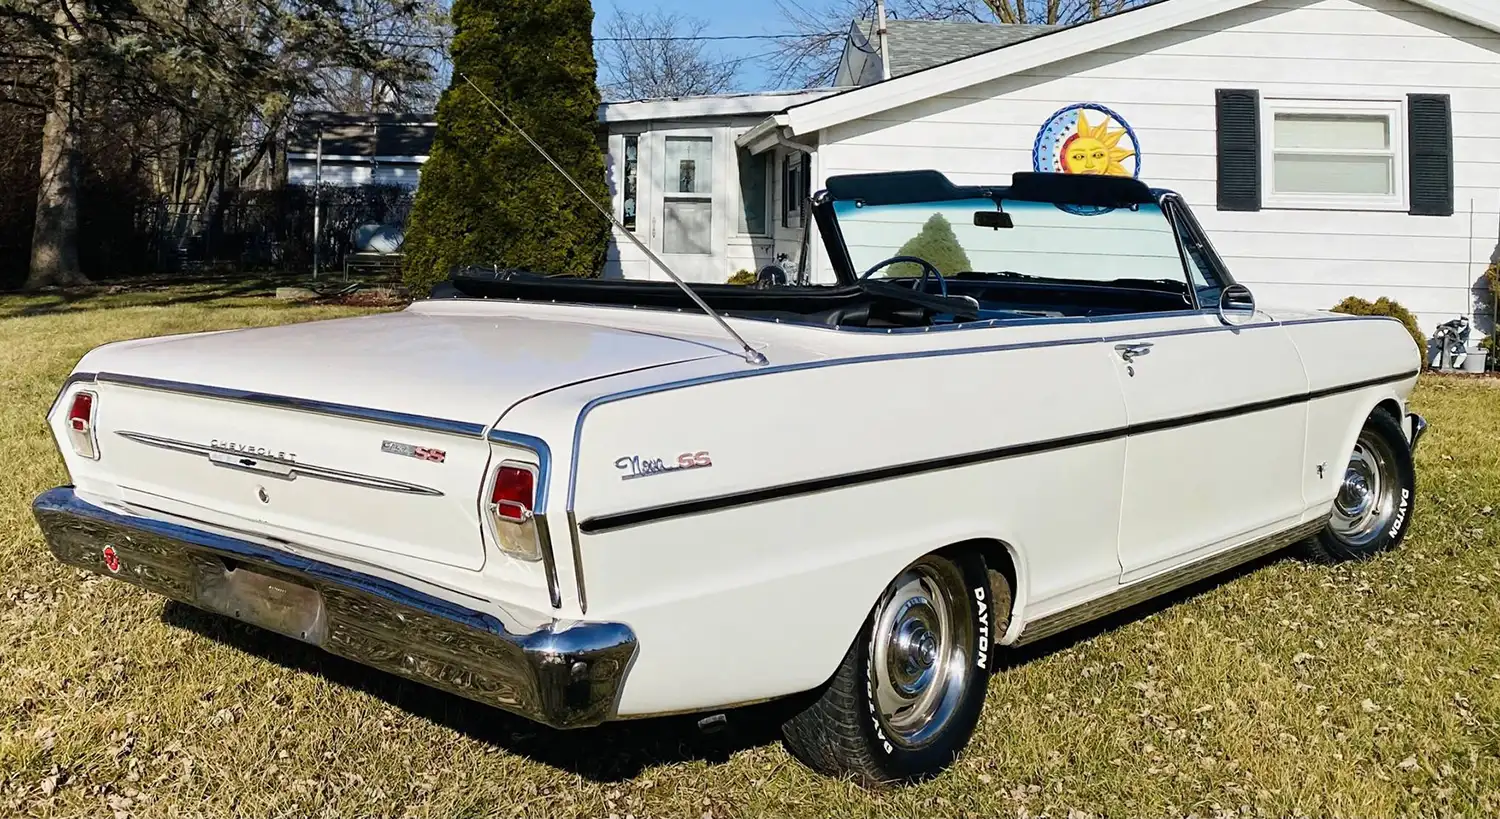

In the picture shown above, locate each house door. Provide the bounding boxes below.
[645,127,726,282]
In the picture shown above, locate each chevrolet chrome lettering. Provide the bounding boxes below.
[210,439,297,463]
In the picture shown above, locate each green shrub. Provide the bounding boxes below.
[889,213,972,278]
[1330,296,1426,355]
[401,0,610,294]
[726,270,757,285]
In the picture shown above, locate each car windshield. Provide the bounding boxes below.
[833,196,1190,288]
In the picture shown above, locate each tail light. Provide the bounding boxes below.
[488,462,541,561]
[66,390,99,460]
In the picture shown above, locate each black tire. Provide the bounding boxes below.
[780,549,1001,786]
[1304,409,1416,563]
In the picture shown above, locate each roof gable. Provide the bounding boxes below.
[785,0,1500,135]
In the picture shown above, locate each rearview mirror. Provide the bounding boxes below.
[1217,283,1256,326]
[973,211,1013,230]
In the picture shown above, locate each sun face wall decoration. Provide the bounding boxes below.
[1033,103,1141,178]
[1032,103,1142,215]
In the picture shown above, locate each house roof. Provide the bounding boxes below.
[852,19,1056,77]
[286,89,838,160]
[784,0,1500,136]
[597,88,840,123]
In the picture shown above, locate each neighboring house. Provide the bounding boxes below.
[734,0,1500,335]
[285,91,840,283]
[289,0,1500,336]
[286,112,435,188]
[598,89,838,281]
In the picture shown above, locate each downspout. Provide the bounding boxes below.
[875,0,892,81]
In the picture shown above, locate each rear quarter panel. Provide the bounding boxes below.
[562,331,1131,717]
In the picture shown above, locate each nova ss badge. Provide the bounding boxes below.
[615,451,712,481]
[381,440,447,463]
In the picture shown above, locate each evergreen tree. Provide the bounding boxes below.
[889,213,973,278]
[403,0,610,291]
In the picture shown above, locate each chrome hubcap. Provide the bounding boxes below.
[869,559,974,749]
[1329,432,1400,546]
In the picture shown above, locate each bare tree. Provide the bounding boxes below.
[3,0,443,288]
[768,0,1149,89]
[597,8,738,101]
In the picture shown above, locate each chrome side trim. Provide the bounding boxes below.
[563,315,1414,519]
[567,510,588,615]
[116,431,445,496]
[96,372,489,438]
[486,429,563,609]
[576,368,1417,534]
[1015,519,1325,646]
[487,430,553,514]
[32,486,637,729]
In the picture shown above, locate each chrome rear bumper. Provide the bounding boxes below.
[1408,413,1429,453]
[31,487,636,729]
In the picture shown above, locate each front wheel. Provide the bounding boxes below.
[780,550,999,786]
[1304,409,1417,563]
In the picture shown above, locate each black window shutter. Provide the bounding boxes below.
[1216,89,1261,212]
[1408,94,1453,217]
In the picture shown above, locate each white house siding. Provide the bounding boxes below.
[815,0,1500,334]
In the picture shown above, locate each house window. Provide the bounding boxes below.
[782,153,805,228]
[1263,99,1406,210]
[738,148,769,236]
[622,135,639,231]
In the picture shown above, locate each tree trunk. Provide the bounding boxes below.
[26,4,88,289]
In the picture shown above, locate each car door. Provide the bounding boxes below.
[1111,197,1310,581]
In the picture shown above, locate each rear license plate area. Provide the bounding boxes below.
[192,556,327,644]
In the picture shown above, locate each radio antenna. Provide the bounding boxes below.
[459,73,768,367]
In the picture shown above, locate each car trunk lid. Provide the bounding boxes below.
[77,309,726,572]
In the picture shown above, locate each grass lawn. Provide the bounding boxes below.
[1,284,1497,817]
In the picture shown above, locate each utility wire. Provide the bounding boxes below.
[595,32,838,42]
[393,32,840,45]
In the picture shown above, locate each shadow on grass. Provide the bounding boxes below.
[159,601,794,783]
[998,547,1296,668]
[158,545,1305,782]
[0,273,317,319]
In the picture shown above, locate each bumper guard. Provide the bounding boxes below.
[32,487,636,729]
[1408,413,1429,454]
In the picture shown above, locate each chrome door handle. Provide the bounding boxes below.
[1114,342,1153,362]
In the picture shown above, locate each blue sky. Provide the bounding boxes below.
[591,0,843,91]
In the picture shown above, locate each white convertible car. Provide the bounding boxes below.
[35,170,1425,785]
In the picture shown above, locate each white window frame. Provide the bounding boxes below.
[612,130,645,233]
[1260,97,1408,212]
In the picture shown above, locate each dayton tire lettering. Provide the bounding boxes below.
[1389,488,1411,538]
[974,585,990,669]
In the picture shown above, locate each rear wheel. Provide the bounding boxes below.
[1305,409,1416,563]
[780,550,999,786]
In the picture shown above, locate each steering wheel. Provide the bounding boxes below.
[860,255,948,298]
